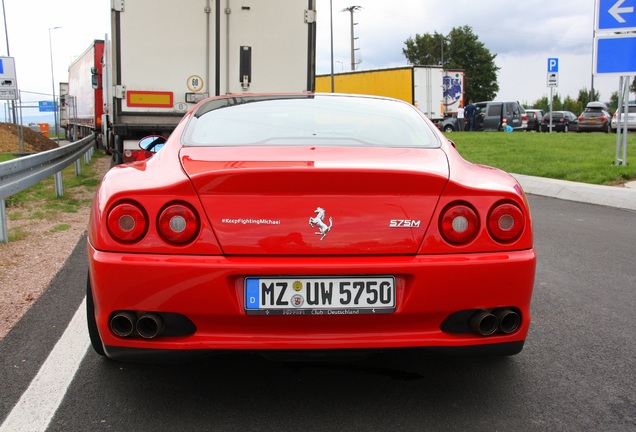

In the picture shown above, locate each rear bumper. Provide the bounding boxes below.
[88,244,536,359]
[577,123,607,131]
[103,342,526,363]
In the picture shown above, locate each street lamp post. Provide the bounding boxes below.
[49,26,61,145]
[330,0,334,92]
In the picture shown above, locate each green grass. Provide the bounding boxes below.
[7,226,29,242]
[5,151,106,208]
[447,131,636,185]
[3,151,107,241]
[51,223,71,233]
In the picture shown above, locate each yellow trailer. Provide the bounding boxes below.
[316,66,464,122]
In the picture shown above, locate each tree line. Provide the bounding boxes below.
[403,26,636,115]
[529,86,634,115]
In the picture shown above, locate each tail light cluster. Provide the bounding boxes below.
[439,201,525,245]
[107,200,200,245]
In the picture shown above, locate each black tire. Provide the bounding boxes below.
[86,274,106,357]
[109,134,124,167]
[564,124,569,133]
[443,125,455,133]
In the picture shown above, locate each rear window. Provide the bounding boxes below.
[182,94,440,149]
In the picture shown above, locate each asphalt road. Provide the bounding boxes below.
[1,195,635,431]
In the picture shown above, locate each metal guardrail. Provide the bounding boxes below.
[0,134,96,243]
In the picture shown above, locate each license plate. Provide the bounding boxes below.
[245,276,395,315]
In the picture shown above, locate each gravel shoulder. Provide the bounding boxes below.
[0,153,111,340]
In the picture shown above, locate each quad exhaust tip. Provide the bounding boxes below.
[469,308,521,336]
[109,311,165,339]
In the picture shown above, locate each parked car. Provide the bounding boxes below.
[541,111,578,132]
[577,102,611,133]
[440,114,462,132]
[525,109,545,132]
[474,101,528,131]
[86,93,536,363]
[611,104,636,132]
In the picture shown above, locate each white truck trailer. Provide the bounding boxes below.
[104,0,317,163]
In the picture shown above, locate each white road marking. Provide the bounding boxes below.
[0,298,89,432]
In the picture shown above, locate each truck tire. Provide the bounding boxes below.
[110,135,124,167]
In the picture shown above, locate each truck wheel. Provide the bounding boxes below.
[444,125,454,133]
[110,135,124,167]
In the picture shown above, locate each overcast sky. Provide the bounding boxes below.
[0,0,626,115]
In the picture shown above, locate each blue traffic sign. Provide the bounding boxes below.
[597,0,636,32]
[595,34,636,75]
[38,101,57,112]
[547,58,559,73]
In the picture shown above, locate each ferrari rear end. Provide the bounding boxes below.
[87,94,536,362]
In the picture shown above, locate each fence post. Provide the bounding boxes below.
[0,199,7,244]
[54,172,64,197]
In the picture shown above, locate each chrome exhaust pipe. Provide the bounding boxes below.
[136,313,164,339]
[469,310,498,336]
[495,308,521,334]
[110,311,136,337]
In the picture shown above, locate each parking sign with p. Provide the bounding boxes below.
[548,58,559,73]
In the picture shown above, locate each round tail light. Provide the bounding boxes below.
[440,203,479,245]
[158,203,200,244]
[488,202,525,243]
[107,201,148,243]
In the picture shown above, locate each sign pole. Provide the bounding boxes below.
[549,87,553,133]
[614,75,630,166]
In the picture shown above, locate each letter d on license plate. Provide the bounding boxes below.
[245,276,395,315]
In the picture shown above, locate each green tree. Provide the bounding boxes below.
[551,93,563,111]
[531,93,564,112]
[530,96,550,113]
[403,25,500,102]
[577,87,600,110]
[609,91,619,113]
[562,96,580,114]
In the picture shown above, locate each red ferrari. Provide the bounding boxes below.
[87,93,536,362]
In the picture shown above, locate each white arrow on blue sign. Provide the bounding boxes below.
[597,0,636,32]
[595,33,636,75]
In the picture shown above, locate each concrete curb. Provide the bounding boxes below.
[513,174,636,212]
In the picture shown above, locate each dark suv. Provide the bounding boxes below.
[474,101,528,131]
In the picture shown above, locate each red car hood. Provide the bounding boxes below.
[180,146,449,255]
